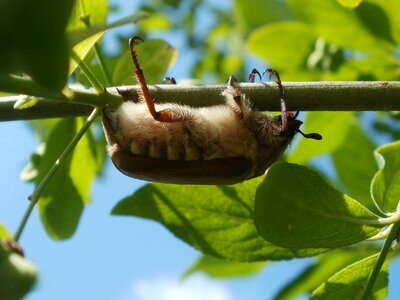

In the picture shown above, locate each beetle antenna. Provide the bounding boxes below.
[297,128,323,140]
[263,69,287,132]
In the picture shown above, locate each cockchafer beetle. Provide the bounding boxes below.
[102,36,322,185]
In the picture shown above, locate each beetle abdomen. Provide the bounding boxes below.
[106,101,260,163]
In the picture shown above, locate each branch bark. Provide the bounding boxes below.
[1,75,400,121]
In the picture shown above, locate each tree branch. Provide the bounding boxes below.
[1,74,400,121]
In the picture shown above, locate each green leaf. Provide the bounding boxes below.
[332,123,379,214]
[0,242,37,300]
[368,0,400,45]
[0,0,75,90]
[113,39,178,85]
[13,96,39,110]
[112,178,327,262]
[275,246,380,299]
[289,112,353,163]
[234,0,293,29]
[254,162,382,249]
[67,0,108,31]
[371,141,400,212]
[36,118,98,239]
[68,12,149,46]
[0,224,12,239]
[183,255,266,279]
[69,32,104,75]
[287,0,394,54]
[69,118,98,204]
[247,21,315,70]
[355,1,395,44]
[336,0,363,8]
[311,253,388,299]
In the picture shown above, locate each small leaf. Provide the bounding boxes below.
[336,0,363,8]
[0,242,37,299]
[289,112,353,163]
[36,118,98,239]
[112,178,327,262]
[68,12,149,46]
[254,162,382,249]
[69,32,104,75]
[371,141,400,212]
[247,21,315,70]
[183,255,266,279]
[234,0,293,29]
[113,39,178,85]
[287,0,394,54]
[275,246,380,299]
[311,253,388,299]
[332,123,379,214]
[13,96,39,110]
[0,224,12,239]
[67,0,108,31]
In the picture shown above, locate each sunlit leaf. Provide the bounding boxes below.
[67,0,108,31]
[113,39,178,85]
[13,96,39,110]
[36,118,98,239]
[311,253,388,299]
[0,224,12,239]
[275,246,380,299]
[183,255,266,279]
[68,12,149,46]
[336,0,363,8]
[289,112,353,163]
[287,0,394,54]
[234,0,293,29]
[332,123,379,214]
[112,178,327,262]
[255,162,382,249]
[371,141,400,212]
[247,22,315,70]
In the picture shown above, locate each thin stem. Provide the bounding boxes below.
[361,221,400,300]
[14,106,103,241]
[78,6,113,86]
[70,50,104,94]
[0,75,122,108]
[92,45,112,86]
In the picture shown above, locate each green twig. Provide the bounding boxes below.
[14,106,103,241]
[0,75,122,107]
[71,50,105,94]
[78,6,113,86]
[361,221,400,300]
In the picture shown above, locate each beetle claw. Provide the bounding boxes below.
[248,68,262,83]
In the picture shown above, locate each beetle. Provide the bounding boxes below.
[102,36,322,185]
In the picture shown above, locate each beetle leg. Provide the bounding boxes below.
[225,75,244,119]
[248,68,262,83]
[263,68,288,132]
[129,37,188,122]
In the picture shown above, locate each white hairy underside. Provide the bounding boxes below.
[107,100,260,163]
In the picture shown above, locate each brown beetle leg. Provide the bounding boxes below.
[263,68,287,132]
[129,37,186,122]
[248,68,262,83]
[226,75,244,119]
[163,76,177,84]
